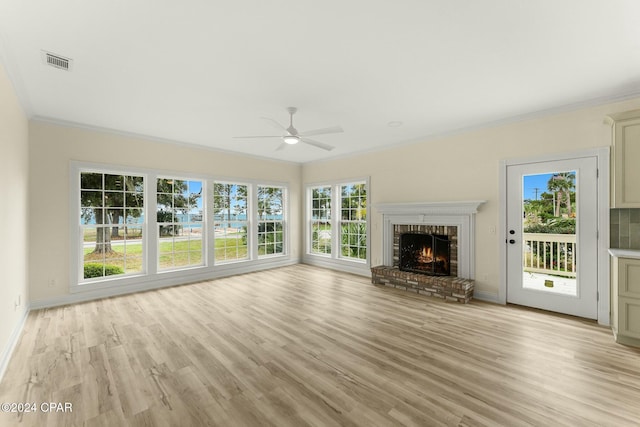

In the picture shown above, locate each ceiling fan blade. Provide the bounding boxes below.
[232,135,281,139]
[298,125,344,137]
[260,117,287,132]
[275,142,287,151]
[301,138,335,151]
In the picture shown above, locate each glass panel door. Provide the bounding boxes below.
[522,172,577,296]
[506,157,598,319]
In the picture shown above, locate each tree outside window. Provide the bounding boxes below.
[75,165,290,287]
[80,172,144,279]
[307,180,368,263]
[258,186,284,256]
[157,178,203,270]
[310,186,332,255]
[340,183,367,260]
[213,182,248,262]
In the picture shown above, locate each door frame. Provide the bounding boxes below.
[498,147,610,325]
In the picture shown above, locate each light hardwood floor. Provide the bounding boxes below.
[1,265,639,426]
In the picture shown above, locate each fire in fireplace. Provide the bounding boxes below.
[399,233,451,276]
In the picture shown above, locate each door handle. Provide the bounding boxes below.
[509,239,516,244]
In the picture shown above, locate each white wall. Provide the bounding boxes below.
[18,90,640,307]
[303,97,640,299]
[0,62,29,379]
[28,121,302,303]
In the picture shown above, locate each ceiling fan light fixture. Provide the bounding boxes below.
[283,135,300,145]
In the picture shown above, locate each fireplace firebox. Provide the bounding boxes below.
[399,233,451,276]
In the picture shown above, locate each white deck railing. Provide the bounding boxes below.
[523,233,576,278]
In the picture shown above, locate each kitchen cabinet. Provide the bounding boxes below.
[609,249,640,347]
[608,109,640,208]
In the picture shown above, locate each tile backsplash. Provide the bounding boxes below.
[610,209,640,249]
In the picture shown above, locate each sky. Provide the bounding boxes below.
[523,173,554,201]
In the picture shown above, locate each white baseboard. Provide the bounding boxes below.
[473,290,501,304]
[31,258,300,310]
[302,256,371,277]
[0,305,30,384]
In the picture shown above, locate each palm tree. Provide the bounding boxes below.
[547,172,575,217]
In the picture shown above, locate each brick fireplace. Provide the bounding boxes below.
[371,201,485,303]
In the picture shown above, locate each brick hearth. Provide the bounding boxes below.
[371,265,474,303]
[372,201,485,304]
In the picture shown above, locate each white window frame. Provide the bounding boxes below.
[156,176,205,272]
[70,161,291,297]
[212,180,250,264]
[338,181,368,262]
[77,168,148,281]
[71,163,151,290]
[304,177,370,276]
[256,184,288,258]
[309,185,333,257]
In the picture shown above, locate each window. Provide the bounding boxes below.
[157,178,203,270]
[257,186,285,256]
[213,182,248,262]
[73,162,290,290]
[310,186,332,255]
[306,179,368,264]
[80,172,145,280]
[340,183,367,260]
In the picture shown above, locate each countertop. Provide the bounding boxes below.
[608,248,640,259]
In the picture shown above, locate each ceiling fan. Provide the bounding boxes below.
[233,107,343,151]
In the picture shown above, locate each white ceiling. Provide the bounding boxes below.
[1,1,640,163]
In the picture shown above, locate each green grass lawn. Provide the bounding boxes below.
[84,237,249,273]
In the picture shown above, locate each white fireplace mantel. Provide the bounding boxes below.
[374,201,486,280]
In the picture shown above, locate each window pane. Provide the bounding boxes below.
[125,256,143,274]
[81,191,103,207]
[159,231,174,254]
[173,180,186,194]
[310,186,332,256]
[126,176,144,192]
[308,181,367,262]
[189,251,202,264]
[174,196,187,208]
[107,209,124,224]
[125,192,143,207]
[174,251,190,267]
[157,178,173,191]
[312,221,331,255]
[340,221,367,260]
[125,226,143,242]
[214,183,249,263]
[83,227,97,243]
[126,209,144,224]
[81,173,103,190]
[104,192,123,207]
[157,209,174,224]
[189,181,202,194]
[158,177,204,270]
[79,171,144,282]
[159,254,173,269]
[188,236,202,251]
[257,186,284,257]
[105,174,124,191]
[81,208,102,225]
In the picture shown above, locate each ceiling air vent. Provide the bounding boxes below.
[41,51,72,71]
